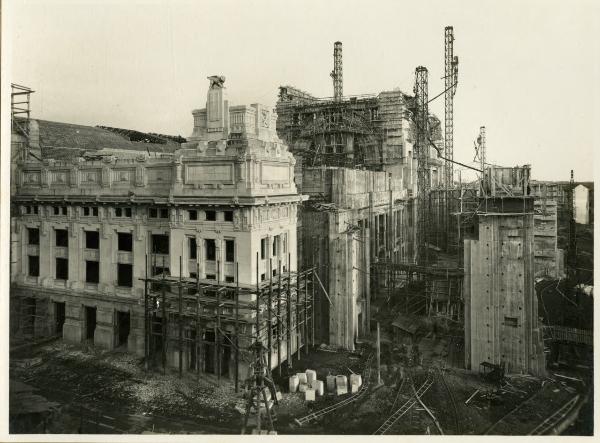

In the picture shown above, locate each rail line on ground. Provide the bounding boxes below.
[372,370,434,435]
[293,353,374,427]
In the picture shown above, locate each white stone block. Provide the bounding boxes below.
[336,385,348,396]
[350,374,362,388]
[336,375,348,390]
[312,380,325,396]
[305,389,316,401]
[326,375,336,392]
[351,383,360,393]
[289,375,299,393]
[305,369,317,385]
[298,383,308,393]
[296,372,308,384]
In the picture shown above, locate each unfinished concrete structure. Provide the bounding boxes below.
[463,167,547,376]
[10,77,318,384]
[275,47,445,349]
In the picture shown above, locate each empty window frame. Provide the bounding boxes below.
[272,235,280,256]
[118,232,133,252]
[224,210,234,222]
[86,261,100,284]
[205,210,216,221]
[115,207,132,218]
[55,257,69,280]
[225,276,235,283]
[28,228,39,245]
[149,208,169,219]
[117,263,133,287]
[188,209,198,221]
[504,316,518,327]
[189,237,197,260]
[55,229,68,247]
[205,239,216,261]
[85,231,99,249]
[260,238,267,260]
[28,255,39,277]
[151,234,169,254]
[83,206,99,217]
[225,239,234,263]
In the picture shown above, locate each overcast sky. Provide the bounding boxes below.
[6,0,599,181]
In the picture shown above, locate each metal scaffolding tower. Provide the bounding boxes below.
[11,83,35,161]
[478,126,486,194]
[331,41,343,101]
[414,66,430,265]
[444,26,459,189]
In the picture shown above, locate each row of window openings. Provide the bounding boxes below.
[27,229,236,262]
[27,256,133,287]
[28,229,236,264]
[259,235,287,260]
[27,228,133,252]
[27,256,239,286]
[22,206,233,221]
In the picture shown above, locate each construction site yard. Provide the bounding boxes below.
[10,336,592,435]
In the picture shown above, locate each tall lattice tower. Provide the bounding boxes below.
[444,27,459,188]
[331,41,343,101]
[477,126,486,195]
[414,66,430,264]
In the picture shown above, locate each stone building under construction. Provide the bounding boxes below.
[10,77,318,385]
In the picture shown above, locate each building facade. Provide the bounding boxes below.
[11,77,308,380]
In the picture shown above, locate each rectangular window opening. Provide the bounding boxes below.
[225,240,234,263]
[28,228,40,246]
[205,210,216,221]
[117,263,133,287]
[28,255,39,277]
[189,237,197,260]
[189,210,198,221]
[206,239,216,261]
[118,232,133,252]
[56,257,69,280]
[85,231,99,249]
[151,234,169,255]
[86,260,100,284]
[224,211,234,222]
[55,229,68,247]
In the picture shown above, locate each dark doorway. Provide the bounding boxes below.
[221,337,231,376]
[54,302,65,335]
[150,313,164,363]
[22,297,36,336]
[116,311,130,347]
[85,306,96,341]
[204,330,215,374]
[187,329,197,371]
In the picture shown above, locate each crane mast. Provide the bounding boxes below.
[331,41,343,101]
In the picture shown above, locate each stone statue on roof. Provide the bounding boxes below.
[208,75,226,89]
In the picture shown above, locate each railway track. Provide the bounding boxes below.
[436,368,460,434]
[528,395,580,435]
[293,353,374,427]
[372,370,434,435]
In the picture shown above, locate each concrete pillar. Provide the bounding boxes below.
[63,302,83,343]
[128,307,145,357]
[94,306,115,349]
[99,223,115,293]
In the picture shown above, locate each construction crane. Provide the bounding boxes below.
[331,41,343,101]
[444,26,459,189]
[414,66,430,265]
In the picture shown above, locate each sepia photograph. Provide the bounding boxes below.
[1,0,597,439]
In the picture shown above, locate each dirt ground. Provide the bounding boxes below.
[10,336,591,435]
